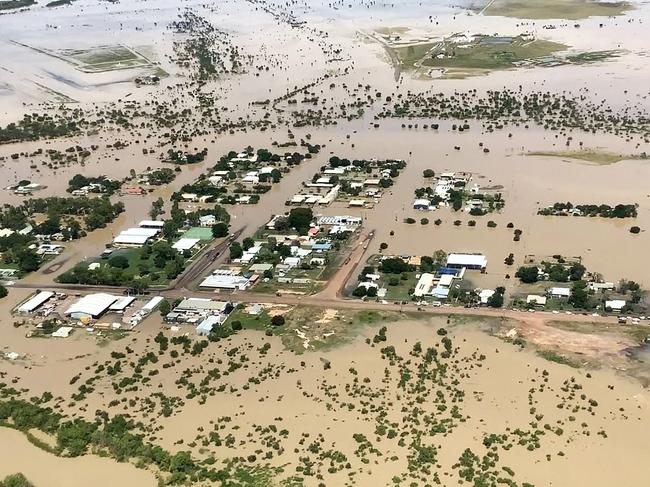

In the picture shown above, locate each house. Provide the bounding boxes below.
[52,326,74,338]
[36,244,64,256]
[283,256,301,268]
[605,299,626,312]
[208,175,223,185]
[123,186,146,195]
[312,242,332,252]
[172,238,200,252]
[479,289,495,304]
[549,287,571,298]
[413,199,431,210]
[526,295,547,306]
[588,282,615,292]
[65,293,119,320]
[199,214,217,227]
[348,199,365,207]
[446,253,487,271]
[181,193,198,202]
[364,179,380,186]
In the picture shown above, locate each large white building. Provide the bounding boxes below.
[446,253,487,271]
[65,293,119,319]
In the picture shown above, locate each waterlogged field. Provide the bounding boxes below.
[471,0,632,19]
[1,314,650,486]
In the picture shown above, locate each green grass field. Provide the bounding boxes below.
[473,0,631,20]
[182,227,214,240]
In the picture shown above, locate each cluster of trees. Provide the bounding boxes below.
[59,240,188,287]
[515,261,585,283]
[538,202,637,218]
[380,258,415,274]
[146,168,176,186]
[24,197,124,232]
[67,174,121,194]
[0,233,40,273]
[0,113,79,143]
[166,148,208,165]
[0,397,230,484]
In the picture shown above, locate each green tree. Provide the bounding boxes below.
[288,207,313,234]
[229,242,243,260]
[108,255,129,269]
[515,266,539,284]
[159,299,171,317]
[211,222,229,238]
[0,284,7,299]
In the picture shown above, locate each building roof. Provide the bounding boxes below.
[526,295,547,306]
[142,296,165,312]
[249,263,274,272]
[479,289,495,304]
[196,315,222,334]
[18,291,55,313]
[605,299,626,310]
[549,287,571,297]
[172,238,200,252]
[113,234,152,245]
[139,220,165,228]
[414,273,435,297]
[121,227,159,237]
[200,274,250,289]
[438,274,454,287]
[447,253,488,268]
[65,293,118,317]
[413,199,431,207]
[109,296,135,311]
[175,298,229,312]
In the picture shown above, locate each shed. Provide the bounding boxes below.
[413,199,431,210]
[549,287,571,298]
[17,291,55,314]
[196,315,222,335]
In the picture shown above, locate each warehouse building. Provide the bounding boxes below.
[446,253,488,271]
[65,293,119,320]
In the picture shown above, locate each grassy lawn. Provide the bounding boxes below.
[474,0,631,20]
[377,271,417,301]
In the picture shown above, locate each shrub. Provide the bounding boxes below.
[271,315,285,327]
[630,226,641,234]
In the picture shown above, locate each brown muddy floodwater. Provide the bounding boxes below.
[0,427,156,487]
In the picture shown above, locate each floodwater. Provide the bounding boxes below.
[0,427,157,487]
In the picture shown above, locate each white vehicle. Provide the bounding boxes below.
[552,310,559,314]
[565,311,573,315]
[431,301,442,307]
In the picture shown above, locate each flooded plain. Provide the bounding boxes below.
[3,0,650,484]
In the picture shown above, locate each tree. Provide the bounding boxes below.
[515,266,539,284]
[423,169,435,178]
[159,299,171,317]
[0,284,7,299]
[11,249,38,274]
[242,237,255,250]
[487,287,505,308]
[569,281,590,309]
[352,286,368,297]
[229,242,243,260]
[149,197,165,220]
[211,222,229,238]
[231,320,242,331]
[288,207,313,234]
[630,226,641,234]
[366,287,378,298]
[379,242,388,251]
[108,255,129,269]
[271,315,285,327]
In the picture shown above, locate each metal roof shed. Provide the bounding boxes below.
[65,293,119,318]
[17,291,55,313]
